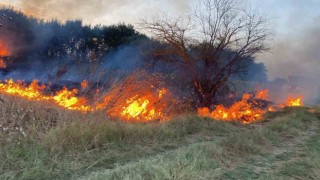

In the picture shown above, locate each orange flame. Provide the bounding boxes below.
[0,59,6,69]
[100,72,171,122]
[0,79,48,100]
[116,88,167,122]
[198,92,267,123]
[198,89,305,124]
[53,87,92,111]
[285,96,303,107]
[0,71,171,122]
[0,79,92,112]
[0,40,9,57]
[81,80,88,89]
[0,40,9,69]
[0,75,305,124]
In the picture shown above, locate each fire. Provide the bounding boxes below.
[198,89,305,124]
[0,73,305,124]
[256,89,268,99]
[101,72,171,122]
[0,79,48,100]
[0,79,92,112]
[53,87,92,111]
[0,71,172,122]
[0,40,9,57]
[285,96,303,107]
[121,98,153,120]
[0,39,9,69]
[81,80,88,89]
[0,59,7,69]
[198,92,267,123]
[118,89,167,122]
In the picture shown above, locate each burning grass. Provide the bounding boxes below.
[97,71,174,122]
[0,94,318,179]
[197,90,305,124]
[198,92,269,124]
[0,74,305,124]
[0,71,175,122]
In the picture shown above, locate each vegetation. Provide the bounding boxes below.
[0,6,268,105]
[0,94,319,179]
[0,7,146,82]
[140,0,270,106]
[1,3,318,180]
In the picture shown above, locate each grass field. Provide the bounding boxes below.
[1,95,320,180]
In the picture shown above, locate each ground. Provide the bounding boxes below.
[0,95,320,180]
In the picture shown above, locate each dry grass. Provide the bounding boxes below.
[0,94,107,144]
[0,94,319,179]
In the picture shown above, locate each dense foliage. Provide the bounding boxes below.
[0,7,268,105]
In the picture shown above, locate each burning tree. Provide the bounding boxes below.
[140,0,271,107]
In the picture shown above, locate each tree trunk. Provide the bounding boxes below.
[194,80,217,108]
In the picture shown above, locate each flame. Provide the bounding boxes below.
[285,96,303,107]
[0,79,48,100]
[0,59,6,69]
[81,80,88,89]
[0,71,171,122]
[0,40,9,57]
[198,89,305,124]
[97,71,171,122]
[268,106,276,112]
[0,79,92,112]
[121,97,152,119]
[0,74,305,124]
[53,87,92,111]
[0,40,9,69]
[256,89,268,99]
[116,89,167,122]
[198,92,267,123]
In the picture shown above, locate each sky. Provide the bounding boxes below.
[1,0,320,80]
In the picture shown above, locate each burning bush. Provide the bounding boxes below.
[97,71,175,122]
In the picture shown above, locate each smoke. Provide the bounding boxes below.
[8,0,191,25]
[261,15,320,80]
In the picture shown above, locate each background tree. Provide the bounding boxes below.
[140,0,271,107]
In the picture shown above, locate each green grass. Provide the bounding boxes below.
[1,106,319,180]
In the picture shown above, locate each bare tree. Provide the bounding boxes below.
[140,0,271,107]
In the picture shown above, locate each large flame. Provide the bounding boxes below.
[0,70,305,123]
[117,88,167,122]
[0,71,172,122]
[98,72,171,122]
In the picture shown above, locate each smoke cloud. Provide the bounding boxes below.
[4,0,191,25]
[261,15,320,80]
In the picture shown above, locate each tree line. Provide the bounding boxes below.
[0,0,269,108]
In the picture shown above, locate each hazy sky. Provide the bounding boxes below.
[1,0,320,80]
